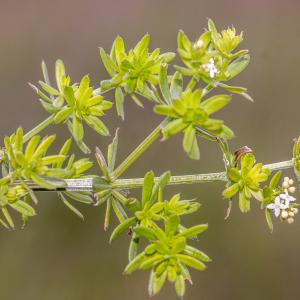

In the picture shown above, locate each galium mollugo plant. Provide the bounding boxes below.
[1,19,299,297]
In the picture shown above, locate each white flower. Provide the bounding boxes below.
[203,58,219,78]
[267,196,288,218]
[279,190,296,206]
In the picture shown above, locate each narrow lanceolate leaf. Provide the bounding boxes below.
[112,199,127,223]
[99,48,116,77]
[9,201,36,217]
[175,274,185,298]
[201,95,231,115]
[178,224,208,238]
[183,125,195,154]
[185,245,211,262]
[63,86,76,107]
[107,129,119,172]
[142,171,155,206]
[31,173,56,190]
[104,197,111,231]
[177,254,206,270]
[124,252,145,274]
[109,217,136,243]
[149,171,171,204]
[223,183,239,198]
[133,226,157,241]
[85,115,109,136]
[128,233,140,262]
[170,71,183,100]
[228,55,250,79]
[153,271,168,296]
[95,146,111,180]
[60,193,84,220]
[159,64,172,105]
[115,87,125,119]
[2,207,14,229]
[265,208,273,232]
[72,116,84,142]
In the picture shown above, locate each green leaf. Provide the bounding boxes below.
[2,207,14,229]
[128,233,140,262]
[175,274,185,298]
[64,86,76,107]
[115,87,125,120]
[170,72,183,100]
[72,116,84,142]
[142,171,155,206]
[183,125,195,154]
[165,215,180,235]
[178,224,208,238]
[177,254,206,270]
[100,48,116,77]
[55,59,66,92]
[54,107,73,123]
[124,252,145,274]
[107,129,119,172]
[134,34,150,57]
[162,119,187,139]
[228,55,250,79]
[10,201,36,217]
[269,171,282,190]
[185,245,211,262]
[39,81,60,96]
[223,183,239,198]
[95,146,110,180]
[151,270,167,296]
[30,173,56,190]
[201,95,231,115]
[239,190,250,213]
[112,199,127,223]
[159,63,172,105]
[265,208,273,232]
[227,168,241,182]
[110,217,136,243]
[14,127,23,152]
[64,192,94,204]
[60,193,84,220]
[84,115,109,136]
[134,226,157,240]
[31,135,55,159]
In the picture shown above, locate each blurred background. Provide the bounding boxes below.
[0,0,300,299]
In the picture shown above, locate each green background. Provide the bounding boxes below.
[0,0,299,299]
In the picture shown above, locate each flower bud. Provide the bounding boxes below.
[289,212,295,218]
[288,179,294,185]
[282,182,289,189]
[284,177,290,182]
[293,208,299,214]
[281,210,289,219]
[287,217,294,224]
[288,187,296,193]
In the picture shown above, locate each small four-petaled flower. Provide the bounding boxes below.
[267,196,288,218]
[203,58,219,78]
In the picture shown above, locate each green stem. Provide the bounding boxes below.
[186,77,198,91]
[23,115,55,143]
[112,117,170,179]
[11,159,294,192]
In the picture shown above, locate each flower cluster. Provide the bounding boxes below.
[266,177,297,224]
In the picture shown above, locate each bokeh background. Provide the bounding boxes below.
[0,0,300,299]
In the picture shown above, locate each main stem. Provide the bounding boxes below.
[112,117,170,179]
[23,115,55,143]
[19,159,294,192]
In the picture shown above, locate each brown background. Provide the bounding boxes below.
[0,0,300,299]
